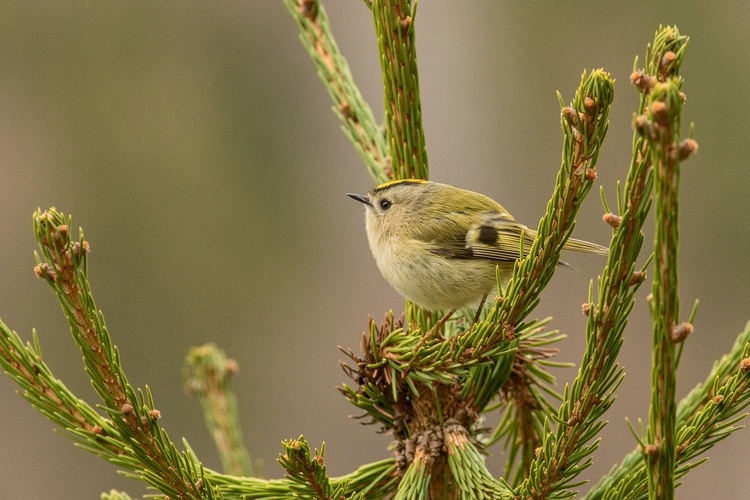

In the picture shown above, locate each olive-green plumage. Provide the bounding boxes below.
[348,180,607,312]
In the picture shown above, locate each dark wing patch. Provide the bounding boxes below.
[468,218,536,262]
[477,225,499,245]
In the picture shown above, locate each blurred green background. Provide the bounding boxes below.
[1,2,749,498]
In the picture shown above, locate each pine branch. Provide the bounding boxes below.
[1,210,402,499]
[0,322,125,462]
[184,344,254,477]
[475,70,614,356]
[583,322,750,499]
[517,78,653,499]
[2,5,746,498]
[277,437,362,499]
[208,455,398,499]
[443,421,514,499]
[28,208,219,499]
[635,26,690,500]
[513,27,693,500]
[371,0,428,180]
[284,0,390,184]
[485,322,569,487]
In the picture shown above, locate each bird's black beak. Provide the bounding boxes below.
[346,193,372,206]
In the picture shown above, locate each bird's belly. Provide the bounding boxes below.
[375,241,499,311]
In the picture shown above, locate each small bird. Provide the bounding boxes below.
[348,179,607,320]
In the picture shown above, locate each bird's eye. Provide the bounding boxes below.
[379,199,392,210]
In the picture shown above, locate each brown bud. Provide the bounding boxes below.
[582,303,593,316]
[33,263,57,282]
[629,271,646,286]
[92,425,103,435]
[149,409,162,420]
[603,212,622,228]
[644,443,659,457]
[400,16,412,32]
[584,96,595,113]
[630,71,655,93]
[661,51,677,73]
[300,0,316,20]
[585,168,597,180]
[562,106,578,125]
[679,138,699,160]
[226,358,239,375]
[339,102,351,120]
[670,322,694,343]
[634,114,649,135]
[713,394,724,404]
[740,358,750,372]
[501,322,516,340]
[651,101,669,126]
[121,403,134,415]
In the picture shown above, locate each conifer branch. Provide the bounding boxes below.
[371,0,428,180]
[477,70,614,354]
[284,0,390,183]
[584,322,750,499]
[184,344,254,477]
[277,437,359,499]
[27,208,218,499]
[517,70,654,499]
[207,455,398,499]
[638,26,690,499]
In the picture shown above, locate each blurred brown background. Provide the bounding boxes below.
[1,2,749,498]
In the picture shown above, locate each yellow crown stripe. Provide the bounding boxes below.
[373,178,428,192]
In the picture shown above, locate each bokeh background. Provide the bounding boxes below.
[1,2,749,498]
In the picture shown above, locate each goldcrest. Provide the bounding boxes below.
[347,179,607,313]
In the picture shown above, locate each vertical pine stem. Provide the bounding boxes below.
[372,0,429,180]
[646,84,683,500]
[184,344,253,477]
[642,27,690,499]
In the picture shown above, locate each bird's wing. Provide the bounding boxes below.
[466,214,536,261]
[426,210,533,262]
